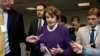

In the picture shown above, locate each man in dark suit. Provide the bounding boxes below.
[26,3,46,56]
[0,0,26,56]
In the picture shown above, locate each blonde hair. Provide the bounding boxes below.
[45,6,61,20]
[88,7,100,17]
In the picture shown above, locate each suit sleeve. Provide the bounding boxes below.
[82,47,100,56]
[16,14,26,43]
[26,22,33,51]
[30,27,45,56]
[76,28,82,44]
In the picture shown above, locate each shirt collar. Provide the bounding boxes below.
[47,23,58,32]
[89,24,98,31]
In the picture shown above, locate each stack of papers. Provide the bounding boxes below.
[43,46,52,56]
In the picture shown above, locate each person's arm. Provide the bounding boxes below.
[63,30,72,56]
[71,42,100,56]
[82,47,100,56]
[16,13,26,43]
[60,27,72,56]
[26,20,37,51]
[76,28,82,44]
[25,44,31,56]
[31,26,46,56]
[26,22,33,51]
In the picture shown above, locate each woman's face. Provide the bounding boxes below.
[46,12,58,28]
[71,21,80,31]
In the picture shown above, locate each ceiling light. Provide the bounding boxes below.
[78,2,90,6]
[26,7,36,10]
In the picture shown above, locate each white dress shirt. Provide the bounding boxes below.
[38,18,44,28]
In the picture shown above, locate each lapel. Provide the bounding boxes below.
[33,19,38,30]
[95,25,100,48]
[7,10,14,30]
[36,19,38,29]
[84,26,90,45]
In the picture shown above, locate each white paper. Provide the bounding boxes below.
[0,25,7,32]
[43,46,52,56]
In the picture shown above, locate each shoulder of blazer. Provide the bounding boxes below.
[97,25,100,31]
[7,9,22,16]
[98,25,100,27]
[32,19,38,22]
[29,19,38,30]
[78,25,88,32]
[30,19,38,24]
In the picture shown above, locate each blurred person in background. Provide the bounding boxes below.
[69,16,80,41]
[26,3,47,56]
[59,15,71,28]
[69,16,81,56]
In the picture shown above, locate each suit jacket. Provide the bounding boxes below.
[28,19,39,35]
[82,47,100,56]
[76,25,100,48]
[26,18,46,56]
[28,18,46,35]
[69,28,77,41]
[7,9,26,56]
[69,28,80,56]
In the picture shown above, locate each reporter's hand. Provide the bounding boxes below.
[70,42,83,54]
[87,43,95,48]
[25,51,30,56]
[26,35,39,43]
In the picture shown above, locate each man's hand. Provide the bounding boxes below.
[87,43,95,48]
[26,35,39,43]
[25,51,30,56]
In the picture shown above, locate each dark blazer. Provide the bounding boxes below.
[69,28,80,56]
[28,19,39,35]
[7,9,26,56]
[26,18,46,56]
[28,18,46,35]
[69,28,76,41]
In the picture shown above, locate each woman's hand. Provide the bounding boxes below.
[50,44,64,55]
[40,43,46,53]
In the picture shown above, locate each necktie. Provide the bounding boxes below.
[0,8,5,56]
[38,19,42,29]
[90,28,96,48]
